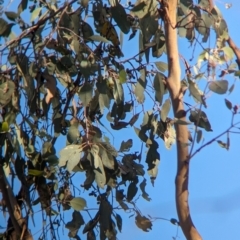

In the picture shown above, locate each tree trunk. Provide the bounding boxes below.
[163,1,202,239]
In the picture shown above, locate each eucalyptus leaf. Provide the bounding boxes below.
[208,80,228,94]
[70,197,87,211]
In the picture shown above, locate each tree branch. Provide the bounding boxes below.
[163,0,202,239]
[0,164,33,240]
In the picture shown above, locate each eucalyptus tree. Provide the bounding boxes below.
[0,0,239,239]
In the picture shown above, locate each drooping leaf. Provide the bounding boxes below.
[134,69,146,103]
[153,72,165,105]
[66,211,85,238]
[5,11,19,21]
[160,99,171,122]
[78,83,93,106]
[189,109,212,131]
[114,214,122,232]
[89,35,109,43]
[111,3,130,34]
[94,158,106,189]
[67,124,80,144]
[59,145,83,172]
[127,181,138,202]
[119,139,133,152]
[164,123,176,149]
[129,113,140,126]
[119,69,127,83]
[135,211,152,232]
[217,140,228,150]
[134,126,152,144]
[208,80,228,94]
[188,80,206,107]
[139,179,151,201]
[69,197,87,211]
[196,129,202,143]
[28,169,44,176]
[224,98,232,110]
[30,7,42,22]
[18,0,28,14]
[155,62,168,72]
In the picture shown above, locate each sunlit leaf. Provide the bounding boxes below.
[155,62,168,72]
[30,7,42,22]
[59,145,83,172]
[78,83,93,107]
[70,197,87,211]
[208,80,228,94]
[160,99,171,122]
[119,69,127,83]
[28,169,44,176]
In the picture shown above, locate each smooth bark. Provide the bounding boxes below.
[163,1,202,239]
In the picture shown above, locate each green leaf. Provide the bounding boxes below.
[89,35,109,43]
[70,197,87,211]
[119,69,127,83]
[129,113,140,126]
[5,11,19,21]
[188,80,206,106]
[28,169,44,176]
[0,80,15,106]
[134,69,146,103]
[30,7,42,22]
[160,99,171,122]
[67,124,80,144]
[208,80,228,94]
[224,99,232,110]
[153,72,165,105]
[189,109,212,131]
[228,83,235,94]
[196,129,202,143]
[155,62,168,72]
[0,18,9,35]
[113,78,124,104]
[221,46,234,61]
[59,145,83,172]
[134,126,152,144]
[18,0,28,14]
[94,161,106,189]
[78,83,93,107]
[111,3,130,34]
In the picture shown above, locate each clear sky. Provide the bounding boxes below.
[1,0,240,240]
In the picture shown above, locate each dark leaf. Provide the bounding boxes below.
[129,113,140,126]
[189,109,212,131]
[135,211,152,232]
[119,139,133,152]
[111,3,130,34]
[224,98,232,110]
[114,214,122,232]
[139,179,151,201]
[83,211,100,234]
[127,181,138,202]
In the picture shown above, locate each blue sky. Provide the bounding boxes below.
[1,0,240,239]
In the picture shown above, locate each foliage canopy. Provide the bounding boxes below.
[0,0,240,239]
